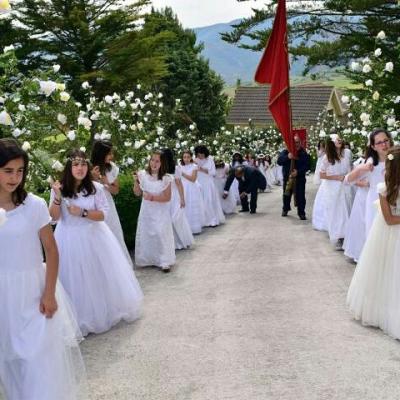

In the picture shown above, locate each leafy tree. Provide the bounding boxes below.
[0,0,168,99]
[142,8,228,136]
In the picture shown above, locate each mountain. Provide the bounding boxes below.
[194,19,306,86]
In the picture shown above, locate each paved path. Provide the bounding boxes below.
[83,183,400,400]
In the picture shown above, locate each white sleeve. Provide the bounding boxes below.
[319,155,329,173]
[207,157,216,177]
[106,162,119,184]
[377,182,387,197]
[94,183,109,218]
[34,196,52,230]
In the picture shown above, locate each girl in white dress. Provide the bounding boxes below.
[313,140,325,185]
[179,150,206,234]
[49,149,143,336]
[345,129,393,239]
[0,139,86,400]
[134,151,176,272]
[229,152,243,204]
[312,135,353,248]
[214,159,237,214]
[162,148,194,250]
[347,146,400,340]
[256,155,272,192]
[90,140,132,265]
[194,145,225,227]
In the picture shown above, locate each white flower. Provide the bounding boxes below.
[12,128,22,137]
[112,93,120,101]
[67,130,76,141]
[136,84,141,90]
[0,110,13,126]
[100,131,111,140]
[385,62,394,73]
[18,104,26,112]
[57,113,67,125]
[120,123,127,130]
[134,140,146,149]
[176,98,181,104]
[104,95,113,104]
[3,45,14,53]
[94,133,101,140]
[362,57,370,64]
[59,91,70,102]
[360,112,370,122]
[350,61,360,71]
[137,122,144,130]
[39,80,57,96]
[362,64,372,74]
[90,111,100,120]
[388,154,394,161]
[341,95,350,104]
[374,48,382,57]
[157,126,164,135]
[127,157,134,165]
[0,208,7,227]
[0,96,5,104]
[158,93,163,99]
[119,100,127,108]
[319,130,326,138]
[159,102,163,108]
[365,79,373,87]
[189,124,195,131]
[377,31,386,40]
[146,110,151,116]
[130,124,137,131]
[80,146,86,152]
[21,141,31,151]
[387,117,396,127]
[372,91,380,101]
[394,96,400,104]
[53,64,61,73]
[81,81,90,89]
[56,83,66,91]
[124,141,132,147]
[52,160,64,172]
[77,116,92,130]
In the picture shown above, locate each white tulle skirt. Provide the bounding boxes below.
[181,180,205,234]
[214,177,237,214]
[197,173,225,227]
[347,206,400,339]
[0,266,86,400]
[343,187,368,260]
[312,179,328,231]
[171,184,194,250]
[55,222,143,336]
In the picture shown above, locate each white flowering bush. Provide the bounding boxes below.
[310,33,399,158]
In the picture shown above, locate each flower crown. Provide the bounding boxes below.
[67,156,89,163]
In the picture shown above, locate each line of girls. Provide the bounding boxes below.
[311,130,400,341]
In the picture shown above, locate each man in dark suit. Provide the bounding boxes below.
[223,165,267,214]
[277,135,311,220]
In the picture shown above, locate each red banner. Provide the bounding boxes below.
[254,0,295,155]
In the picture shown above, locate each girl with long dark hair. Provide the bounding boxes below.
[179,150,206,234]
[0,139,86,399]
[90,140,132,264]
[347,145,400,340]
[312,134,353,249]
[194,145,225,227]
[49,149,143,335]
[134,150,176,272]
[162,148,194,250]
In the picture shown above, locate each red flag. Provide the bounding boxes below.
[254,0,295,155]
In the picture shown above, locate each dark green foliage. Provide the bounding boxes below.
[113,174,142,250]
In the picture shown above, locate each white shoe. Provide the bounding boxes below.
[161,265,171,273]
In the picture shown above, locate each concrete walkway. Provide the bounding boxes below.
[83,183,400,400]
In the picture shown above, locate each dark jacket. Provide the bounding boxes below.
[277,148,311,181]
[224,166,267,193]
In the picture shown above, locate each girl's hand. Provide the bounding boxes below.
[142,191,153,201]
[52,180,62,199]
[92,165,101,181]
[40,293,58,318]
[357,179,369,188]
[362,163,374,173]
[67,205,82,216]
[180,199,185,208]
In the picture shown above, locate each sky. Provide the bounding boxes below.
[150,0,267,28]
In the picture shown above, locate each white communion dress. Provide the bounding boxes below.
[214,164,237,214]
[195,156,225,227]
[0,194,86,400]
[312,149,353,241]
[53,182,143,336]
[179,163,206,234]
[103,162,133,265]
[347,183,400,339]
[313,149,325,185]
[364,160,385,236]
[170,170,194,250]
[135,171,176,268]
